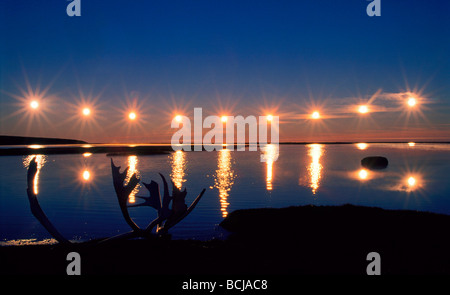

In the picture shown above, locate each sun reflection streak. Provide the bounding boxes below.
[349,168,379,182]
[170,150,187,189]
[23,155,47,195]
[267,161,273,191]
[65,154,110,195]
[358,169,369,180]
[385,169,425,193]
[82,170,91,181]
[261,144,279,191]
[124,155,141,203]
[214,149,235,218]
[307,144,324,195]
[401,173,424,193]
[77,160,95,188]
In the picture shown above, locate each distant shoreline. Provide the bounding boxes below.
[0,135,87,145]
[0,135,448,156]
[2,135,449,146]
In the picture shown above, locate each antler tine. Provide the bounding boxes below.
[110,158,141,232]
[142,176,170,233]
[26,157,70,245]
[159,188,206,234]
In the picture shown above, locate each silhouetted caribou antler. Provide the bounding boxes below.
[26,157,71,245]
[24,157,205,245]
[104,159,206,242]
[134,173,206,235]
[110,159,142,232]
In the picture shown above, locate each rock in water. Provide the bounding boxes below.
[361,156,388,170]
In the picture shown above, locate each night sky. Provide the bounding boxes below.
[1,0,449,143]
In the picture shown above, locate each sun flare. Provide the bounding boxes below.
[82,108,91,116]
[30,100,39,109]
[407,97,417,107]
[358,169,369,180]
[82,170,91,181]
[128,112,137,120]
[358,105,369,114]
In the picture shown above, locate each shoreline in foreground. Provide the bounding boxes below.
[1,204,450,275]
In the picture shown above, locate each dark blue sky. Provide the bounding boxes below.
[1,0,449,142]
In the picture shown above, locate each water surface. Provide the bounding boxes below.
[1,143,449,244]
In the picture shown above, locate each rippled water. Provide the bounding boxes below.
[1,143,450,243]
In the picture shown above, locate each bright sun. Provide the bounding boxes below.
[128,112,137,120]
[30,100,39,109]
[407,97,417,107]
[358,105,369,114]
[82,108,91,116]
[311,111,320,119]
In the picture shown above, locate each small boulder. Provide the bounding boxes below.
[361,156,388,170]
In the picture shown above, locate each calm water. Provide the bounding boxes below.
[1,143,450,244]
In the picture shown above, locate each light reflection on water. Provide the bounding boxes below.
[261,144,279,191]
[23,154,47,194]
[2,143,450,242]
[125,155,140,203]
[213,148,235,217]
[298,144,324,195]
[307,144,324,195]
[170,150,186,190]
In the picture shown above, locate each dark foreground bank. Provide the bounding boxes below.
[1,204,450,275]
